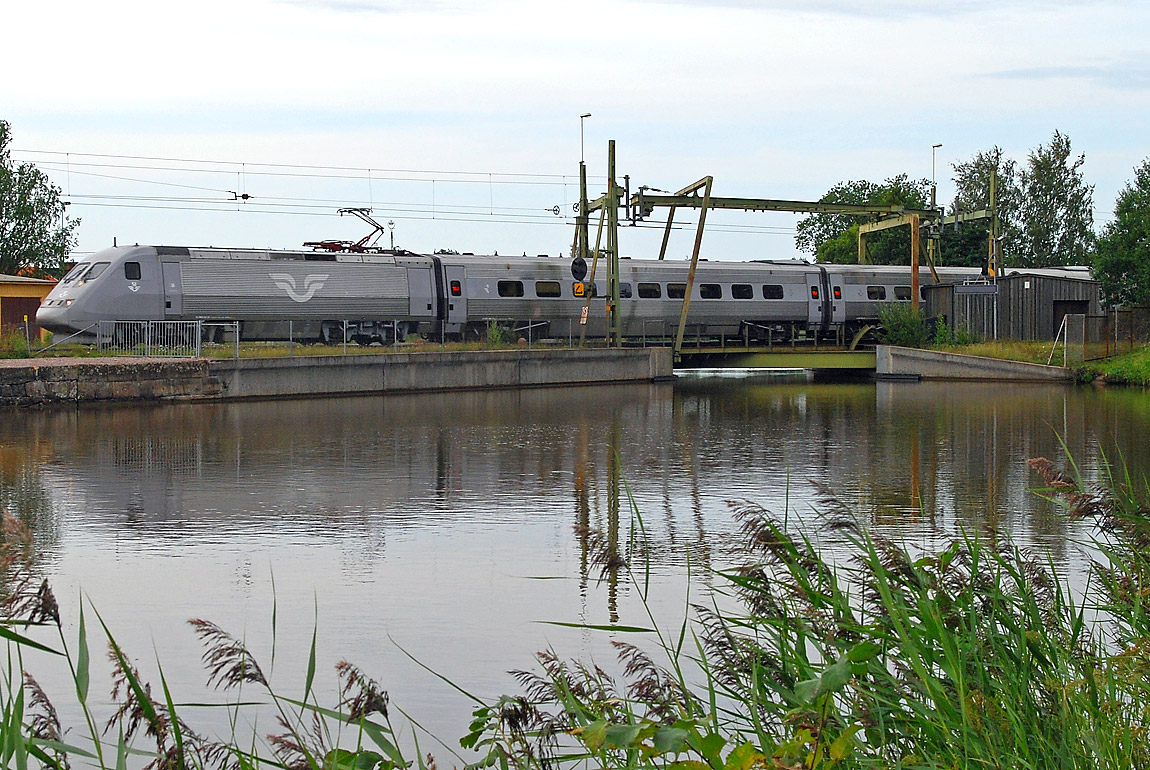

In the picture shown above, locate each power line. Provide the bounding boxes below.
[15,149,605,184]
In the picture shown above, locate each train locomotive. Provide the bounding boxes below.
[35,244,987,345]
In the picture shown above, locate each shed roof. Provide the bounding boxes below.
[0,274,57,285]
[1001,267,1097,282]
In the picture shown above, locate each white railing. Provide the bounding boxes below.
[97,321,204,357]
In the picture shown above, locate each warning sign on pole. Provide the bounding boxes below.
[579,306,589,325]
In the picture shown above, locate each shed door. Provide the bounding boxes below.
[444,265,466,324]
[3,296,42,335]
[162,262,183,316]
[1053,300,1089,334]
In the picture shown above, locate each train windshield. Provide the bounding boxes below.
[60,262,91,283]
[79,262,110,283]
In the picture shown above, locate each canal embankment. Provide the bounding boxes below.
[0,347,673,406]
[876,344,1074,381]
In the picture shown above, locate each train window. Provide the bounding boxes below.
[82,263,110,282]
[667,283,687,299]
[699,284,722,299]
[833,286,842,300]
[866,286,886,300]
[498,280,524,297]
[732,284,753,299]
[619,283,632,299]
[450,280,462,297]
[124,262,141,280]
[638,282,661,298]
[763,284,784,299]
[810,286,820,299]
[894,286,912,301]
[535,280,562,298]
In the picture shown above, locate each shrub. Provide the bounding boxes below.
[876,302,930,347]
[486,320,507,346]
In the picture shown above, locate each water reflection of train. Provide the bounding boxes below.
[36,244,986,344]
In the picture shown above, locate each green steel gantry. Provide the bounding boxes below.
[576,142,998,358]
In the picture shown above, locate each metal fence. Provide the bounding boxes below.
[1061,307,1150,364]
[96,321,206,357]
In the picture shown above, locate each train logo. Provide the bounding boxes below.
[269,273,329,303]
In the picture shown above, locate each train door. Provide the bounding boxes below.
[805,273,823,329]
[444,265,467,325]
[161,262,183,316]
[407,267,435,318]
[830,282,846,326]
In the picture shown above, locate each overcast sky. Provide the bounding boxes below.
[5,0,1148,260]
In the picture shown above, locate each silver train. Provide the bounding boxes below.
[35,244,986,344]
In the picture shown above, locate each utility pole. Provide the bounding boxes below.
[988,167,998,277]
[606,140,621,347]
[577,162,588,265]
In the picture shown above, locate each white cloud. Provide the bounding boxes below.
[5,0,1147,256]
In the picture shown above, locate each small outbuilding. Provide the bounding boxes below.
[923,268,1100,341]
[1,274,57,340]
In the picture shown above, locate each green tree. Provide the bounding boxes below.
[1093,157,1150,306]
[795,175,931,264]
[946,145,1022,267]
[1016,130,1094,267]
[0,119,78,277]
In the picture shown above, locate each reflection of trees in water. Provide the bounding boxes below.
[669,379,1150,567]
[0,422,61,559]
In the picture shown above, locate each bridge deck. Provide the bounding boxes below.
[675,347,877,370]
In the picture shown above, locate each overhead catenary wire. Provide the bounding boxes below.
[17,147,800,239]
[64,199,796,235]
[16,149,603,185]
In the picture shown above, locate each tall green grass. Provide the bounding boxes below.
[0,328,31,359]
[459,459,1150,770]
[3,453,1149,769]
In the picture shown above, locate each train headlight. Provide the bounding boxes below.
[65,299,73,306]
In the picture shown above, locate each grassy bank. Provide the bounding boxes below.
[1077,345,1150,386]
[932,340,1150,386]
[4,454,1150,769]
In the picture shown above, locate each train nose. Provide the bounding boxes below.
[35,300,78,335]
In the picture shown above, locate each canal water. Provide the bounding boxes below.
[2,374,1148,753]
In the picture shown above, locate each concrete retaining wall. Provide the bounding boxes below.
[209,347,673,399]
[1,348,673,407]
[876,345,1073,381]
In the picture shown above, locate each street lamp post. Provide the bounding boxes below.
[931,143,942,210]
[929,143,943,274]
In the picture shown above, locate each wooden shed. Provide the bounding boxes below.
[1,274,57,340]
[923,268,1100,341]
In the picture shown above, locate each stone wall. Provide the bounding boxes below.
[0,358,222,406]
